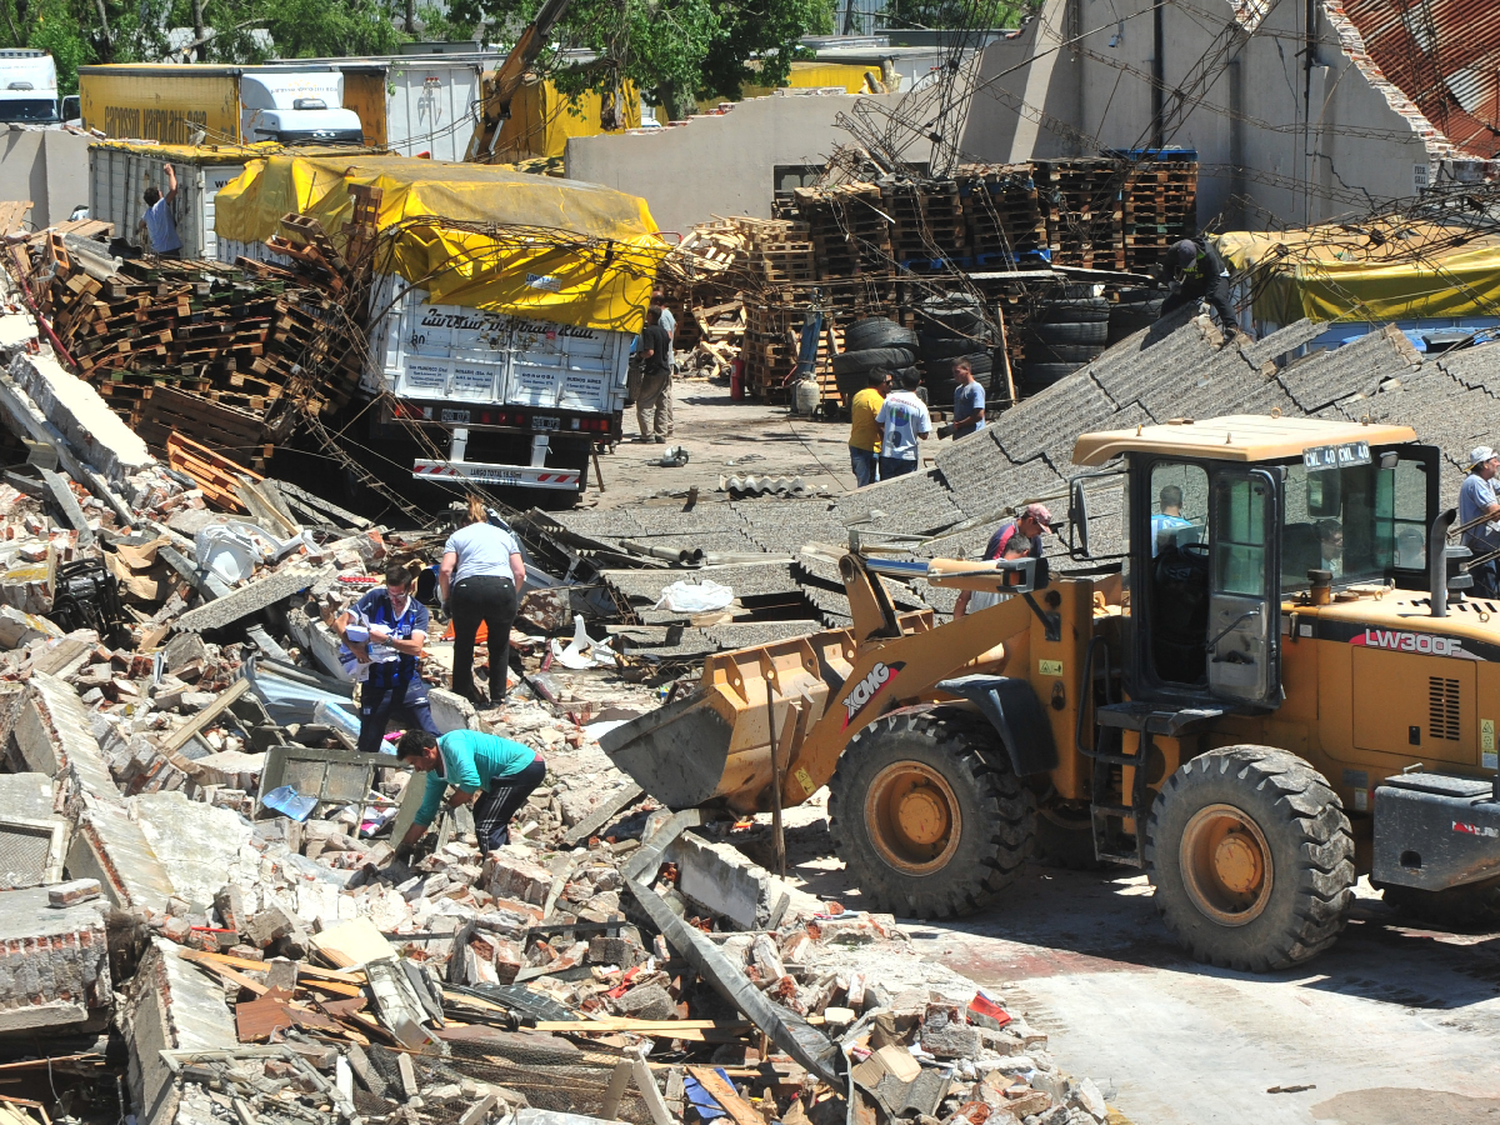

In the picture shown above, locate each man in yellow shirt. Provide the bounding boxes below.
[848,369,890,487]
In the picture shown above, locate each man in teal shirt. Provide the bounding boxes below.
[396,729,545,854]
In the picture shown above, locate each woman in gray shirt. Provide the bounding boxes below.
[440,497,526,706]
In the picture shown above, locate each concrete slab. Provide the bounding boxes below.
[14,673,118,809]
[669,832,774,931]
[129,792,253,907]
[172,566,332,634]
[8,350,153,480]
[0,886,110,1034]
[66,800,175,916]
[119,937,237,1125]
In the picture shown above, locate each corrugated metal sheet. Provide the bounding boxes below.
[1339,0,1500,157]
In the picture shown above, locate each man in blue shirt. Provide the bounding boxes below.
[336,563,439,754]
[396,729,546,854]
[1460,445,1500,596]
[137,163,183,258]
[951,359,986,439]
[875,369,932,480]
[1150,485,1192,557]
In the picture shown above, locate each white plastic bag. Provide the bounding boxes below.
[654,579,735,614]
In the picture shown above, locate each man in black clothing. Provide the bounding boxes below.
[1158,238,1243,339]
[635,306,673,443]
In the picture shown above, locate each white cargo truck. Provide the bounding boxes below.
[364,278,631,492]
[0,50,78,124]
[90,142,249,259]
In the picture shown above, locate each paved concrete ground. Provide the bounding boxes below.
[761,802,1500,1125]
[589,379,871,508]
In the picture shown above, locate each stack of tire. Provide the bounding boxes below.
[1108,286,1167,345]
[832,317,920,406]
[915,295,995,407]
[1019,293,1110,391]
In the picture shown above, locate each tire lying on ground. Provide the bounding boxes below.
[920,333,988,361]
[846,316,919,352]
[1032,295,1111,323]
[829,708,1036,919]
[1145,745,1355,971]
[831,345,919,375]
[1020,342,1106,365]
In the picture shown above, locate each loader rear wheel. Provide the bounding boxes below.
[1145,746,1355,971]
[828,709,1035,918]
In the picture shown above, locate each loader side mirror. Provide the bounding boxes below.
[1070,480,1090,557]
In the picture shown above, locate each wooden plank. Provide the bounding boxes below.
[688,1066,764,1125]
[159,678,250,756]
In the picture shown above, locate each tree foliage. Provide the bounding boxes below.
[880,0,1033,30]
[441,0,837,118]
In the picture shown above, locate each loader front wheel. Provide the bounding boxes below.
[1146,746,1355,971]
[828,709,1035,919]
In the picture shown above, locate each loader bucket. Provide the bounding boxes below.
[598,631,848,814]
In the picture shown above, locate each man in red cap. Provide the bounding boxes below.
[1158,237,1242,340]
[953,503,1053,617]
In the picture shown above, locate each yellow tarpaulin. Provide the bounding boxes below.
[214,153,663,333]
[1215,224,1500,325]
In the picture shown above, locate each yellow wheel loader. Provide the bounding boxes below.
[601,413,1500,970]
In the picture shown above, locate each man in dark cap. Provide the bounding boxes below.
[1158,237,1242,339]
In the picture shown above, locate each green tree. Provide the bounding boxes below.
[881,0,1033,29]
[442,0,836,119]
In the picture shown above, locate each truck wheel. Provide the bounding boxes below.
[1379,882,1500,930]
[1035,803,1113,870]
[1145,746,1354,971]
[828,709,1035,918]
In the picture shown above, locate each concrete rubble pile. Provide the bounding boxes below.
[0,233,1119,1125]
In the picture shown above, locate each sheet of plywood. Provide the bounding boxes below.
[311,917,397,968]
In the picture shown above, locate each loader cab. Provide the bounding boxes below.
[1089,419,1439,712]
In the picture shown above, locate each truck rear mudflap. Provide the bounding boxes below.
[1373,772,1500,891]
[412,460,581,490]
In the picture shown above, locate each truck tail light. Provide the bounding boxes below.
[392,401,424,420]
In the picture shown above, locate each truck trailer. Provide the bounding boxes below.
[214,152,663,499]
[78,65,364,146]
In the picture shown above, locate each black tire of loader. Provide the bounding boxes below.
[828,709,1036,919]
[1145,745,1355,971]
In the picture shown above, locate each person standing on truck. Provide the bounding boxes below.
[1460,445,1500,597]
[874,369,932,480]
[336,563,439,754]
[440,497,526,708]
[394,729,546,856]
[951,358,986,439]
[953,504,1053,618]
[636,306,673,444]
[848,369,890,488]
[137,164,183,259]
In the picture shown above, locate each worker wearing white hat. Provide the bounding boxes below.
[1459,445,1500,597]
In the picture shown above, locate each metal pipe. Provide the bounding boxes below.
[1430,508,1459,618]
[619,539,705,566]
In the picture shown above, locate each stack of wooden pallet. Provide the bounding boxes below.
[1119,151,1198,272]
[956,165,1050,269]
[882,181,969,271]
[1035,158,1127,270]
[729,217,816,285]
[791,184,894,280]
[27,205,378,469]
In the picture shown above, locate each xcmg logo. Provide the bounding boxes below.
[842,661,905,727]
[1350,628,1470,658]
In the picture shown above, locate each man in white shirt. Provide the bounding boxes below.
[874,369,932,480]
[1460,445,1500,596]
[137,163,183,258]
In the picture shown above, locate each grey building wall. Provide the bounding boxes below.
[565,91,944,233]
[959,0,1430,228]
[0,130,93,229]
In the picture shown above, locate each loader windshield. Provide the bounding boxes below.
[1281,449,1429,591]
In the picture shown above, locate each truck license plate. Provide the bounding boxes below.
[533,415,560,431]
[468,468,524,485]
[440,408,471,423]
